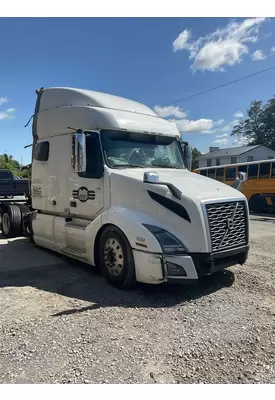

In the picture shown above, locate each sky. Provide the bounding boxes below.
[1,17,275,164]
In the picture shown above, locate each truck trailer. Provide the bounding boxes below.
[0,87,250,288]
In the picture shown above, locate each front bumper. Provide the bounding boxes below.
[133,245,249,285]
[164,245,249,284]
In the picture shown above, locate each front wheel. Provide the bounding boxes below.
[99,226,136,289]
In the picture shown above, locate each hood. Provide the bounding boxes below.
[111,168,245,202]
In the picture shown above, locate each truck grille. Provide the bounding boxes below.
[205,201,248,252]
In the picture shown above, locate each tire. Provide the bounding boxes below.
[19,205,35,243]
[1,205,22,238]
[19,205,30,218]
[99,226,136,289]
[249,194,267,214]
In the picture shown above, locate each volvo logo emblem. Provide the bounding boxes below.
[226,217,234,231]
[72,187,96,202]
[78,187,89,202]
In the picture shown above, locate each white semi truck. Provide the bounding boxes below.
[0,87,250,288]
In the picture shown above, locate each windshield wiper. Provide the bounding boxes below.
[114,164,143,168]
[151,164,181,169]
[113,164,182,169]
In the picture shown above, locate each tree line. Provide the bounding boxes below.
[0,154,29,178]
[231,97,275,150]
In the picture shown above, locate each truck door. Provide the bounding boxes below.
[62,131,105,256]
[68,131,104,218]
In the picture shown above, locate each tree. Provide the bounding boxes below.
[192,147,201,170]
[231,97,275,150]
[0,154,27,177]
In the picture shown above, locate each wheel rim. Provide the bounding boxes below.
[2,213,11,235]
[104,238,124,277]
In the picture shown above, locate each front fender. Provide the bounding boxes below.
[101,206,163,253]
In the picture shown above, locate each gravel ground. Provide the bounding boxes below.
[0,215,275,384]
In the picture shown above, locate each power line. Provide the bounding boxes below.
[163,64,275,107]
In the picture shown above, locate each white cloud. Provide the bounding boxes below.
[204,118,240,135]
[6,108,16,113]
[213,138,229,146]
[192,40,248,72]
[251,49,266,61]
[216,133,229,138]
[192,119,224,134]
[0,108,16,120]
[173,29,191,52]
[172,18,267,72]
[234,111,244,119]
[220,119,239,133]
[271,46,275,54]
[213,119,224,127]
[232,136,249,146]
[0,97,8,107]
[0,97,16,121]
[154,103,220,134]
[154,105,187,119]
[172,118,214,133]
[154,103,225,134]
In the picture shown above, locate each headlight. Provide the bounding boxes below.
[142,224,187,254]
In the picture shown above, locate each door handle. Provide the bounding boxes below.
[70,201,77,207]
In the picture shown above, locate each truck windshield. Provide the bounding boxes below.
[100,130,185,169]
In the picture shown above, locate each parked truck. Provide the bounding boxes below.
[0,87,250,288]
[0,169,30,199]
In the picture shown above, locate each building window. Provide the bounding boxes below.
[247,156,254,162]
[268,156,273,160]
[216,158,220,166]
[231,156,237,164]
[207,159,212,167]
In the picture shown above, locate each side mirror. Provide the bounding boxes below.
[230,171,247,191]
[143,171,160,183]
[72,131,86,173]
[180,141,192,171]
[237,171,247,181]
[33,141,49,162]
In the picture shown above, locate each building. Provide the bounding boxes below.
[197,145,275,168]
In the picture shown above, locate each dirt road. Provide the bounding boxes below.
[0,216,274,383]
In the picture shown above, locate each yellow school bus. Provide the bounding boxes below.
[193,159,275,213]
